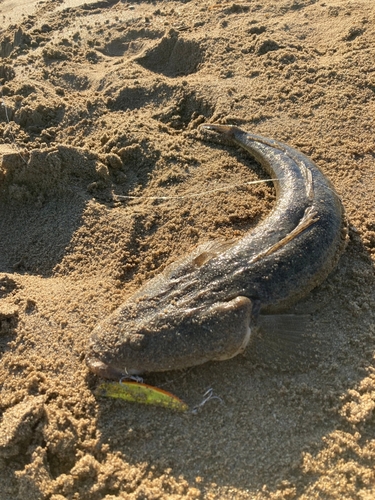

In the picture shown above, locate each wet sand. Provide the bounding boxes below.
[1,0,375,498]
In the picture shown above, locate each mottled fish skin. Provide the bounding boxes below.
[86,125,348,378]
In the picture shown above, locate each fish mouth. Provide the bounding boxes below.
[86,355,143,379]
[86,333,143,379]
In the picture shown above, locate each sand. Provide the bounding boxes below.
[0,0,374,498]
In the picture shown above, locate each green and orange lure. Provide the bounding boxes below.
[95,380,188,412]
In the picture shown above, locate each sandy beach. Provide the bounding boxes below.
[1,0,375,498]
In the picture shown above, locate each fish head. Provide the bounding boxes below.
[86,292,253,378]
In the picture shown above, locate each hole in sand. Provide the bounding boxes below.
[135,30,203,77]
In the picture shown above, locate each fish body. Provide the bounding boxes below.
[86,125,348,378]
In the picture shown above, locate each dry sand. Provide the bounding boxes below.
[1,0,375,498]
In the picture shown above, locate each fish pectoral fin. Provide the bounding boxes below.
[251,313,321,371]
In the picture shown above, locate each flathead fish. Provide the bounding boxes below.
[86,125,348,378]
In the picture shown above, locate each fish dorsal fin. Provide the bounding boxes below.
[192,239,236,267]
[164,239,236,281]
